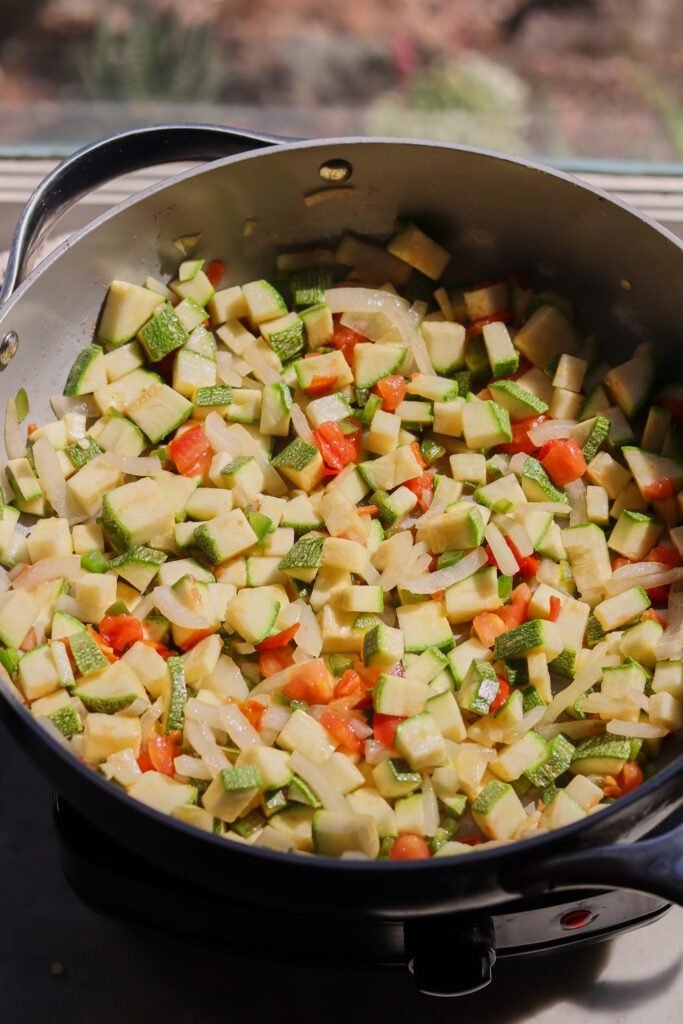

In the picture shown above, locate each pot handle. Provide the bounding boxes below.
[511,820,683,906]
[1,123,285,303]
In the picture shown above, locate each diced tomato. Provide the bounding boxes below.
[283,660,335,704]
[354,660,382,688]
[332,322,367,365]
[87,625,117,663]
[404,471,434,512]
[147,732,181,776]
[498,583,532,629]
[98,614,144,655]
[320,709,364,755]
[241,699,266,730]
[431,590,446,602]
[472,612,507,649]
[642,477,675,500]
[540,438,587,486]
[620,761,644,794]
[20,628,38,652]
[489,677,510,714]
[505,538,539,578]
[373,713,404,747]
[137,747,154,773]
[312,420,359,471]
[498,415,547,456]
[509,356,532,380]
[611,557,632,572]
[144,640,174,660]
[177,627,214,652]
[467,309,513,336]
[26,422,39,436]
[205,260,225,287]
[485,545,498,567]
[256,624,300,651]
[411,442,427,469]
[373,375,407,412]
[357,504,379,516]
[457,835,484,846]
[258,647,295,678]
[646,584,670,606]
[646,545,683,567]
[305,374,338,398]
[389,834,431,860]
[168,425,212,477]
[548,596,562,622]
[642,608,667,627]
[334,669,373,710]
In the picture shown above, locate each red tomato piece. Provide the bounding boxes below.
[389,835,431,860]
[489,677,510,714]
[332,323,367,365]
[320,709,364,755]
[498,583,532,629]
[611,557,632,572]
[646,546,683,567]
[168,425,212,477]
[620,761,644,795]
[641,608,667,627]
[540,438,587,486]
[334,669,373,710]
[205,260,225,287]
[472,612,507,649]
[258,647,295,678]
[498,415,547,456]
[177,627,214,652]
[404,471,434,512]
[240,699,266,730]
[505,538,539,578]
[548,596,562,622]
[646,584,670,605]
[87,625,117,663]
[147,733,180,777]
[642,478,675,500]
[373,713,404,747]
[313,420,358,471]
[373,375,407,412]
[255,624,300,651]
[283,660,335,704]
[98,614,143,655]
[305,375,338,398]
[467,309,513,336]
[137,747,154,773]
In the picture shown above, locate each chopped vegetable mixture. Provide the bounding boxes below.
[2,223,682,859]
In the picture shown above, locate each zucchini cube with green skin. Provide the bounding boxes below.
[371,486,417,528]
[445,567,502,625]
[261,312,306,362]
[374,675,429,717]
[396,601,453,653]
[45,703,83,739]
[372,758,422,799]
[162,656,187,733]
[475,474,526,514]
[334,586,384,614]
[461,400,512,449]
[6,458,42,503]
[406,374,459,403]
[295,349,354,391]
[490,731,549,782]
[193,509,259,565]
[0,589,39,649]
[138,303,188,361]
[184,487,234,521]
[208,285,247,325]
[83,714,142,761]
[312,810,380,859]
[174,297,208,333]
[540,790,586,830]
[64,344,107,396]
[347,788,398,838]
[242,280,288,324]
[90,411,146,456]
[219,456,264,508]
[108,546,167,591]
[608,511,663,561]
[562,524,613,597]
[421,322,467,375]
[394,713,447,771]
[126,381,193,444]
[74,662,148,714]
[570,735,631,777]
[472,781,527,840]
[240,746,292,790]
[224,585,282,644]
[352,344,407,390]
[170,269,214,306]
[173,349,216,398]
[620,618,663,670]
[458,659,500,716]
[524,734,575,787]
[279,537,324,582]
[604,345,655,418]
[580,416,611,464]
[65,437,104,470]
[519,457,569,504]
[622,446,683,498]
[69,630,110,677]
[425,689,467,741]
[277,708,336,764]
[191,385,233,420]
[300,302,334,349]
[494,619,563,662]
[260,382,292,438]
[363,622,404,672]
[481,321,519,379]
[306,393,353,430]
[426,503,486,552]
[515,305,578,368]
[593,586,650,632]
[18,645,62,701]
[271,438,324,493]
[488,380,549,421]
[128,771,198,816]
[97,281,163,346]
[102,478,174,551]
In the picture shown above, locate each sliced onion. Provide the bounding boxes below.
[405,547,487,595]
[241,343,281,385]
[421,773,440,837]
[101,749,142,787]
[538,720,605,741]
[174,754,212,780]
[185,719,230,778]
[607,719,668,739]
[260,702,291,734]
[580,693,644,716]
[101,452,162,476]
[216,351,242,387]
[485,524,519,576]
[185,698,223,730]
[347,716,372,740]
[15,555,84,589]
[50,394,99,419]
[131,592,157,621]
[291,403,314,443]
[408,300,428,327]
[4,397,25,460]
[55,593,80,616]
[565,478,588,526]
[294,600,323,657]
[340,311,392,340]
[204,412,243,455]
[604,563,683,597]
[154,585,209,629]
[32,436,67,519]
[249,659,310,697]
[229,424,288,496]
[0,567,9,593]
[516,501,571,517]
[501,706,546,743]
[140,697,164,744]
[288,751,349,812]
[541,646,619,724]
[527,419,576,446]
[325,286,434,373]
[364,739,392,765]
[495,515,534,558]
[656,597,683,660]
[218,702,263,750]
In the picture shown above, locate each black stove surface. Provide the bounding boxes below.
[0,725,678,1023]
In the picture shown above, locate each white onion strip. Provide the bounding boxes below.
[204,412,243,455]
[229,424,288,496]
[241,344,281,385]
[288,751,349,813]
[218,702,263,750]
[50,394,98,419]
[502,706,547,743]
[131,592,157,621]
[325,286,434,373]
[421,773,440,837]
[153,585,209,629]
[541,646,619,725]
[174,754,212,780]
[527,419,576,446]
[185,719,230,778]
[101,451,162,476]
[406,547,487,595]
[291,403,314,443]
[4,397,25,460]
[14,555,84,589]
[485,524,519,576]
[607,720,668,739]
[566,478,588,526]
[604,564,683,597]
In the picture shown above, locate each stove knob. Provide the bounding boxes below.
[406,915,496,998]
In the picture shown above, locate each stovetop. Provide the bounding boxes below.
[2,725,683,1021]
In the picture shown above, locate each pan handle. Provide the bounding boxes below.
[1,123,286,303]
[510,820,683,906]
